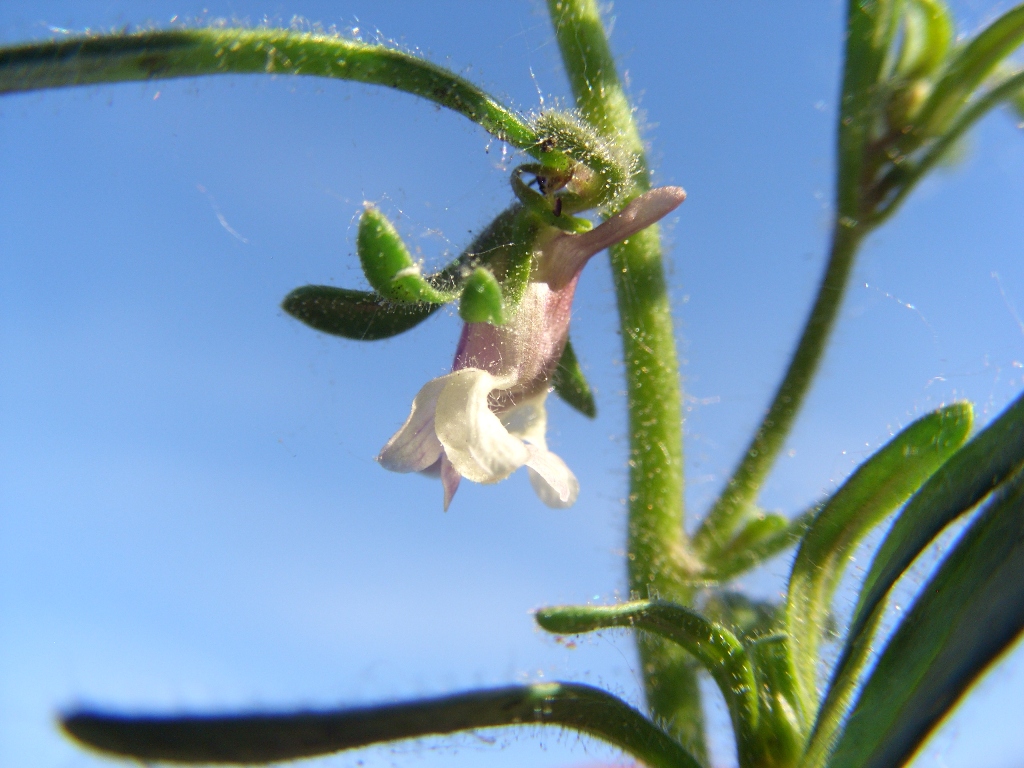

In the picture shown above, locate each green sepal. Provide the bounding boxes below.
[435,205,539,315]
[281,285,438,341]
[785,402,973,721]
[357,206,455,305]
[458,267,506,325]
[510,165,595,233]
[552,340,596,418]
[825,467,1024,768]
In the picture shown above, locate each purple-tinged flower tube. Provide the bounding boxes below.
[379,186,686,510]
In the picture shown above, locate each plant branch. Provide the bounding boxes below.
[694,220,865,555]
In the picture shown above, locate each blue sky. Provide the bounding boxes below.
[2,2,1024,767]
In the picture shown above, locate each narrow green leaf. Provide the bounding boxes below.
[62,683,700,768]
[0,29,563,164]
[281,285,438,341]
[808,391,1024,768]
[896,0,954,80]
[458,267,505,325]
[871,67,1024,224]
[785,403,973,719]
[535,600,759,758]
[552,339,596,418]
[748,635,804,766]
[801,607,885,768]
[704,511,811,581]
[825,468,1024,768]
[806,391,1024,765]
[357,206,454,305]
[914,3,1024,136]
[850,390,1024,648]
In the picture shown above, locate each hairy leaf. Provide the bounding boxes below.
[786,403,972,718]
[281,285,438,341]
[0,29,558,162]
[62,683,700,768]
[826,468,1024,768]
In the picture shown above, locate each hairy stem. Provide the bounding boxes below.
[0,28,562,163]
[693,0,895,555]
[545,0,702,757]
[694,221,864,556]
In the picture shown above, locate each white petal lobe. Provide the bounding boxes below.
[500,394,549,447]
[378,376,446,473]
[434,369,529,484]
[525,445,579,508]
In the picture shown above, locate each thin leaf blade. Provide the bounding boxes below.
[281,285,439,341]
[851,390,1024,642]
[786,403,973,718]
[804,391,1024,766]
[825,468,1024,768]
[915,3,1024,135]
[62,683,700,768]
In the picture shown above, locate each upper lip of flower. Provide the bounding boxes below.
[535,186,687,290]
[377,186,686,510]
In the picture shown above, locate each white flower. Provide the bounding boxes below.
[378,186,685,509]
[379,367,578,510]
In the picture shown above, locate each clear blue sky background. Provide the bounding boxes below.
[3,2,1024,767]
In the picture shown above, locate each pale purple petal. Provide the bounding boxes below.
[440,454,461,511]
[541,186,687,289]
[378,376,447,473]
[525,445,580,508]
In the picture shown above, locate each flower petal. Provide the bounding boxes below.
[525,445,580,508]
[500,393,549,446]
[540,186,687,289]
[440,453,461,511]
[377,376,447,473]
[434,368,529,484]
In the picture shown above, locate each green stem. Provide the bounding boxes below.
[62,683,701,768]
[693,0,900,556]
[693,220,865,556]
[0,28,562,164]
[545,0,702,757]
